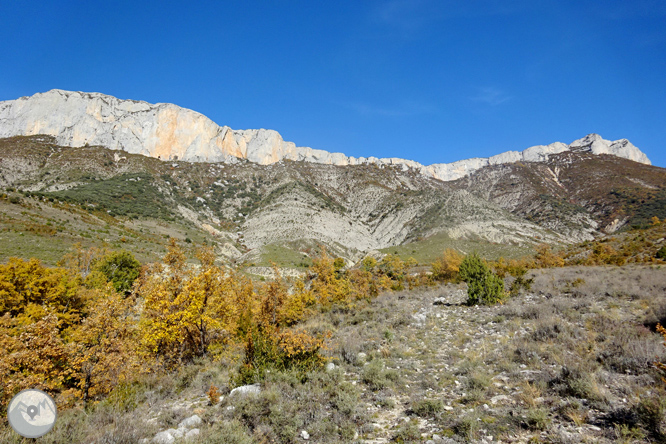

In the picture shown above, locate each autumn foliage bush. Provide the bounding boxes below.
[431,248,463,282]
[138,241,249,368]
[0,257,138,410]
[0,240,425,415]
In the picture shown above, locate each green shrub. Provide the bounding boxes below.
[635,395,666,440]
[202,419,253,444]
[509,266,534,296]
[656,246,666,260]
[551,366,604,402]
[526,407,550,430]
[412,399,443,417]
[392,419,422,443]
[361,359,398,391]
[459,253,506,305]
[453,415,478,440]
[95,250,141,293]
[99,382,141,412]
[235,327,325,386]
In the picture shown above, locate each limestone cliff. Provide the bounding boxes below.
[0,90,651,181]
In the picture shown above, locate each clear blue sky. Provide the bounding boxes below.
[1,1,664,166]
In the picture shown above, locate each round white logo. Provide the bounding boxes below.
[7,389,58,438]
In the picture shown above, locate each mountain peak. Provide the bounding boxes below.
[0,90,652,181]
[569,133,650,165]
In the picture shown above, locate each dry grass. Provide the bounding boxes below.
[2,264,666,443]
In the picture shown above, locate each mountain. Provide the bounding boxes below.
[0,90,650,182]
[0,135,566,268]
[0,90,663,270]
[452,147,666,239]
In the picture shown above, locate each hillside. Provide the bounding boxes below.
[0,135,565,269]
[453,149,666,242]
[2,261,665,444]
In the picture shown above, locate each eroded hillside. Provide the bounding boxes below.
[0,136,563,268]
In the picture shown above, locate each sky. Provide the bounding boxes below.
[1,0,665,167]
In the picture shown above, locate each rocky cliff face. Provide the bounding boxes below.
[0,90,651,182]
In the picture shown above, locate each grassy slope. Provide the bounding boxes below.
[380,231,535,264]
[0,193,217,265]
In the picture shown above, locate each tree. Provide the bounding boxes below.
[139,242,245,367]
[70,288,138,406]
[458,253,506,305]
[58,242,107,278]
[431,249,462,282]
[94,250,141,294]
[308,250,351,307]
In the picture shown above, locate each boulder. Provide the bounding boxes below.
[152,430,175,444]
[178,414,202,429]
[184,429,200,441]
[229,383,261,397]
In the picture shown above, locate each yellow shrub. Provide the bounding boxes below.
[139,242,247,367]
[534,244,565,268]
[431,249,462,281]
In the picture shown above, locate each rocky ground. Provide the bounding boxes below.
[4,264,664,444]
[129,265,666,444]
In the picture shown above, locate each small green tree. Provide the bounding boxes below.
[458,253,505,305]
[95,251,141,294]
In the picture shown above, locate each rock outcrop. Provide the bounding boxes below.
[0,90,651,181]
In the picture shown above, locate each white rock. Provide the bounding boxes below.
[184,428,200,441]
[171,428,185,438]
[356,352,367,363]
[326,362,336,371]
[178,414,202,429]
[490,395,511,405]
[152,430,175,444]
[300,430,310,440]
[229,383,261,397]
[412,312,427,325]
[0,90,650,182]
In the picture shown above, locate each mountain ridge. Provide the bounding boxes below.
[0,89,651,182]
[1,135,664,269]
